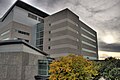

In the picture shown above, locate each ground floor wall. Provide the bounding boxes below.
[0,52,45,80]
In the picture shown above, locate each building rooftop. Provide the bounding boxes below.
[0,0,49,22]
[0,40,48,56]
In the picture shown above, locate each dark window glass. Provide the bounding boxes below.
[28,13,37,20]
[36,32,44,38]
[38,60,48,75]
[48,38,51,41]
[17,38,29,42]
[48,46,50,49]
[38,59,53,76]
[36,23,44,32]
[49,23,51,26]
[38,18,44,23]
[36,45,43,50]
[49,31,51,34]
[36,39,43,45]
[18,30,30,36]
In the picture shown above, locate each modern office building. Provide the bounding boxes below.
[0,0,49,47]
[0,0,98,80]
[0,0,98,60]
[44,9,98,59]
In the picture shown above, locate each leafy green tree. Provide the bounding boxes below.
[96,57,120,80]
[49,54,98,80]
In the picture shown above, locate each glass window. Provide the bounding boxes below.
[17,30,30,36]
[38,18,44,23]
[48,38,51,41]
[49,31,51,34]
[28,13,37,20]
[36,23,44,32]
[82,41,96,48]
[36,32,44,38]
[38,60,48,75]
[81,27,95,37]
[2,38,10,40]
[36,39,43,45]
[0,30,10,36]
[48,46,50,49]
[49,23,51,26]
[38,63,47,69]
[17,38,29,42]
[83,56,97,60]
[81,34,96,42]
[38,60,53,76]
[36,45,43,50]
[82,48,96,54]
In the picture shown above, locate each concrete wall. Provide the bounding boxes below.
[0,52,44,80]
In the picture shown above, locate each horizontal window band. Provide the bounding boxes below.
[82,48,96,54]
[81,34,96,42]
[51,44,78,49]
[0,30,10,36]
[82,41,96,48]
[81,27,96,37]
[51,26,78,34]
[83,56,97,60]
[51,35,78,41]
[51,18,78,27]
[1,38,10,41]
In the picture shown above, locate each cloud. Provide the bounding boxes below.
[0,0,16,18]
[99,42,120,52]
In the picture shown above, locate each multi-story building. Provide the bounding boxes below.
[0,0,98,60]
[0,0,49,47]
[0,0,98,79]
[44,9,98,59]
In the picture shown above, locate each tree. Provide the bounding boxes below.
[96,57,120,80]
[49,54,98,80]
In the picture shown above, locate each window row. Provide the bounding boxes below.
[38,60,48,75]
[36,23,44,32]
[36,39,43,45]
[28,13,44,23]
[82,41,96,48]
[36,32,44,38]
[17,38,29,42]
[82,48,96,54]
[17,30,30,36]
[38,60,52,76]
[36,45,43,50]
[0,30,10,36]
[81,27,96,37]
[48,18,78,27]
[81,34,96,42]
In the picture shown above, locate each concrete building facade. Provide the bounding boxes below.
[0,0,48,47]
[0,0,98,60]
[44,9,98,59]
[0,0,98,79]
[0,40,48,80]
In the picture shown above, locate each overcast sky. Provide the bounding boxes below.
[0,0,120,59]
